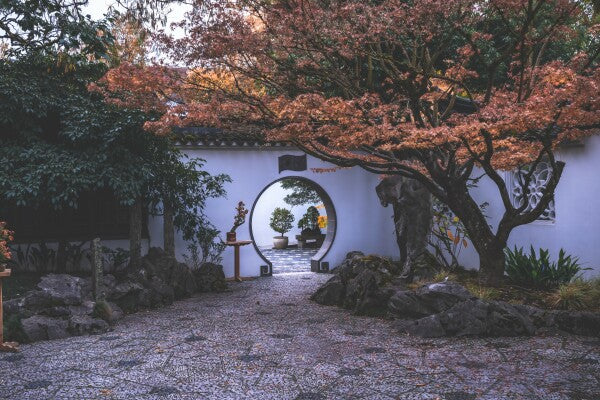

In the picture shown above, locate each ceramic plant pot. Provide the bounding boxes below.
[273,236,289,249]
[226,232,237,242]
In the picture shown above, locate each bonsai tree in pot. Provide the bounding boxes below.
[269,207,294,249]
[227,201,248,242]
[297,206,320,236]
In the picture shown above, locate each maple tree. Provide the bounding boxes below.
[96,0,600,285]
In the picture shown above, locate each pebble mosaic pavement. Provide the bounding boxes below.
[1,272,599,400]
[259,247,319,274]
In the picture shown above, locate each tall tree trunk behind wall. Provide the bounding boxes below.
[163,201,175,258]
[56,239,67,273]
[129,197,142,269]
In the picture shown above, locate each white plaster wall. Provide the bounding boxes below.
[457,135,600,278]
[251,182,324,248]
[150,147,398,278]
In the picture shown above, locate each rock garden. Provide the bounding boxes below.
[312,251,600,338]
[3,248,226,343]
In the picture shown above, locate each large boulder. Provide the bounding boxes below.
[513,305,600,337]
[138,247,198,298]
[551,310,600,337]
[194,263,227,292]
[170,263,198,299]
[344,269,395,316]
[36,274,89,306]
[68,315,110,336]
[312,252,397,316]
[397,299,536,337]
[388,281,474,319]
[310,275,346,306]
[21,315,70,342]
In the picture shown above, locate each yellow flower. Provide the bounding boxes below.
[317,215,328,228]
[453,216,459,223]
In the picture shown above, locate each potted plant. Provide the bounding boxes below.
[0,222,14,272]
[297,206,320,235]
[227,201,249,242]
[270,207,294,249]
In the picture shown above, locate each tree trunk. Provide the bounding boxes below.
[478,242,506,286]
[56,239,68,273]
[129,198,143,269]
[445,184,507,286]
[163,201,175,258]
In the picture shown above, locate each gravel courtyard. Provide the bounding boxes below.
[1,272,598,400]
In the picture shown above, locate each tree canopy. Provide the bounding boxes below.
[0,0,112,57]
[281,179,321,207]
[93,0,600,284]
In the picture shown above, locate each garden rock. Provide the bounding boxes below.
[344,269,395,316]
[194,262,227,292]
[170,263,198,299]
[547,310,600,337]
[4,248,228,344]
[68,315,110,336]
[312,252,397,316]
[310,275,345,306]
[397,299,536,337]
[313,253,599,337]
[21,315,70,342]
[388,281,474,318]
[37,274,88,305]
[139,247,198,298]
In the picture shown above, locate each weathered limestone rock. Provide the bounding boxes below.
[68,315,110,336]
[388,281,473,319]
[170,263,198,299]
[312,252,398,316]
[397,299,536,337]
[4,248,228,343]
[313,253,600,337]
[21,315,70,342]
[194,262,227,293]
[376,176,433,278]
[37,274,88,306]
[310,275,345,306]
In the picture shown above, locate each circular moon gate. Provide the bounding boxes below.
[249,176,337,275]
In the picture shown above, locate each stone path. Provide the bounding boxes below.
[259,247,319,274]
[1,273,599,400]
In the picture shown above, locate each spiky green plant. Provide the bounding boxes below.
[504,246,588,288]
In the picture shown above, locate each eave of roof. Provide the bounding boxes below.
[172,126,293,148]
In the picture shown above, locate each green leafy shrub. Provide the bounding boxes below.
[269,208,294,237]
[504,246,588,288]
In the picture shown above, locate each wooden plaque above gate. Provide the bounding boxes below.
[278,154,307,173]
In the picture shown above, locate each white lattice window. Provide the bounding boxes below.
[508,161,556,222]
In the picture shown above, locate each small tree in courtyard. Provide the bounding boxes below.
[270,208,294,238]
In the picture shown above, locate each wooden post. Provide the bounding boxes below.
[234,245,241,282]
[0,269,19,352]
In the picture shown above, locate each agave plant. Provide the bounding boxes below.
[505,246,589,288]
